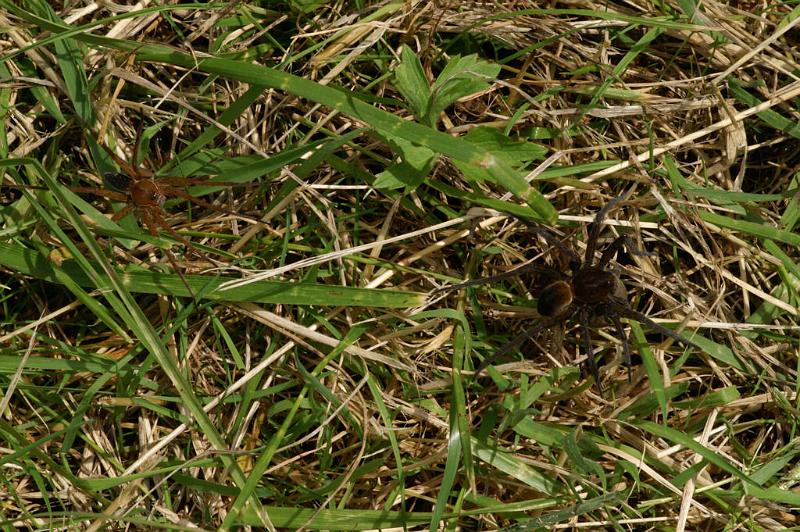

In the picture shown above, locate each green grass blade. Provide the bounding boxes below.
[0,239,424,307]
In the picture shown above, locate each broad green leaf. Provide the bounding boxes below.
[394,45,431,120]
[373,136,436,190]
[425,54,501,126]
[454,126,546,185]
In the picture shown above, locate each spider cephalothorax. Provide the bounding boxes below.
[104,172,166,210]
[437,192,700,393]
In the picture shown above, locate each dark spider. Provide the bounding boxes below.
[436,192,700,393]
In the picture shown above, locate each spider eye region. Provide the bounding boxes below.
[537,280,574,317]
[573,268,620,303]
[130,179,166,207]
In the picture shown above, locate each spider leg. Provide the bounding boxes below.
[131,111,144,171]
[584,187,635,266]
[610,300,700,350]
[521,223,582,272]
[596,235,627,268]
[161,243,200,304]
[69,114,146,180]
[146,207,221,265]
[610,313,632,382]
[434,262,565,294]
[88,131,145,179]
[473,313,568,378]
[578,306,602,394]
[140,207,202,304]
[596,234,654,270]
[111,204,135,222]
[157,175,260,188]
[69,186,129,202]
[159,185,266,227]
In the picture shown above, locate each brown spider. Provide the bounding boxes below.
[82,125,234,258]
[73,116,262,297]
[437,192,700,392]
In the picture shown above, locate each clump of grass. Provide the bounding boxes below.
[0,1,798,530]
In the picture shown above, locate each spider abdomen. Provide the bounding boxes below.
[573,267,624,303]
[537,280,574,317]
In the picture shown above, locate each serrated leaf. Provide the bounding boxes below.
[425,54,500,125]
[393,45,431,120]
